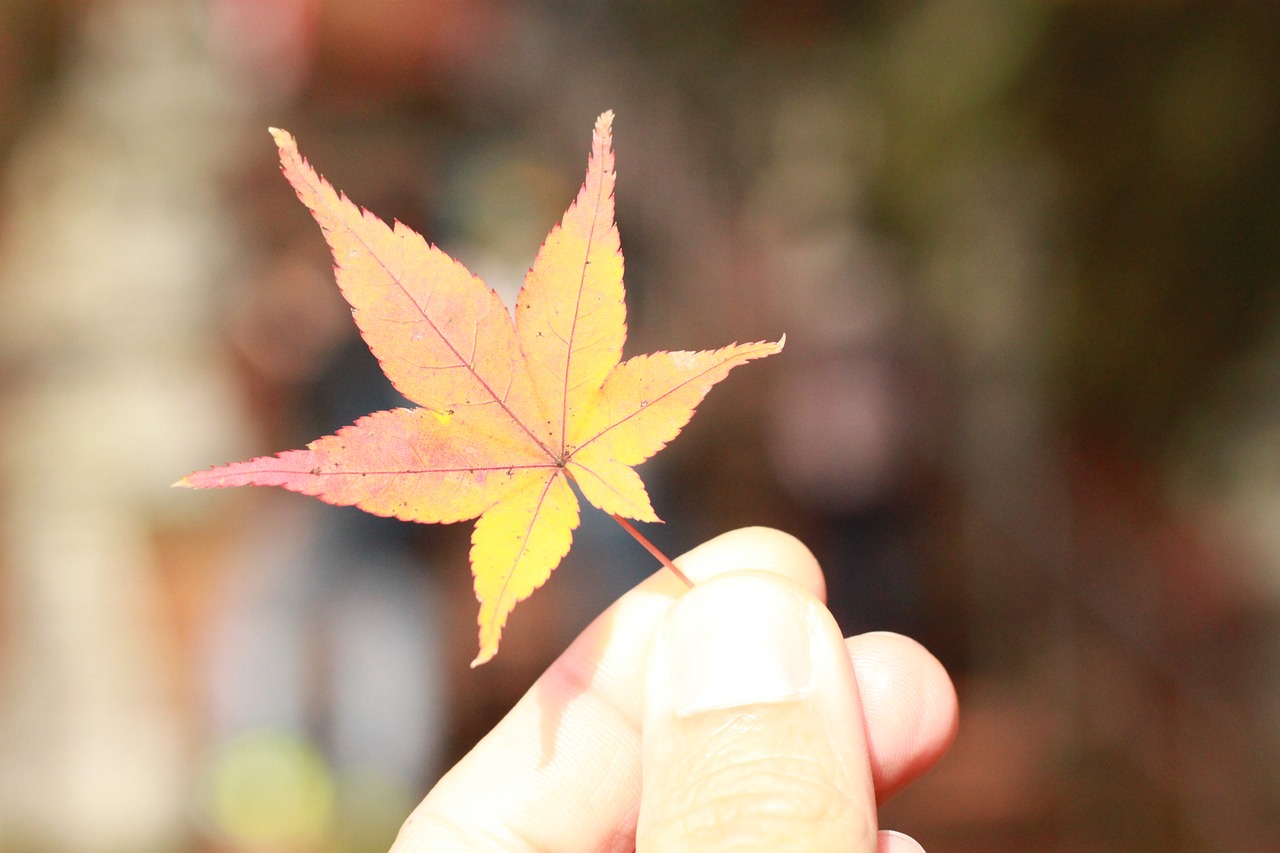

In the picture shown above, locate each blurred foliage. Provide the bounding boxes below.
[1027,4,1280,453]
[4,1,1280,851]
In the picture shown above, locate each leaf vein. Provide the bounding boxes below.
[491,472,561,619]
[297,165,556,461]
[574,345,773,455]
[559,139,609,457]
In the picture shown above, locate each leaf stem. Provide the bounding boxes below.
[610,513,694,588]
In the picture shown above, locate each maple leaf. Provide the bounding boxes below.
[179,112,783,665]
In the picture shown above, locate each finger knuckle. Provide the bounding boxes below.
[644,754,872,851]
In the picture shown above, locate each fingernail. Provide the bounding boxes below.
[666,573,813,715]
[880,829,927,852]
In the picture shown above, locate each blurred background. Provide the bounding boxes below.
[2,0,1280,850]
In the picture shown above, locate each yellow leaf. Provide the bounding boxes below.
[181,114,783,663]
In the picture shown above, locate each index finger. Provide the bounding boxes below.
[393,527,825,852]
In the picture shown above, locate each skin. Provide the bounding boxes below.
[391,527,958,852]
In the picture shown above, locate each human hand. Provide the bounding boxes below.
[392,527,958,852]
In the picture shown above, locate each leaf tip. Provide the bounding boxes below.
[595,110,614,136]
[268,126,294,149]
[172,476,193,489]
[471,592,510,668]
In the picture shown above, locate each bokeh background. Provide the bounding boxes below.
[3,1,1280,850]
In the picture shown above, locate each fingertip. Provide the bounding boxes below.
[638,570,874,850]
[857,632,958,733]
[674,526,826,601]
[846,631,958,800]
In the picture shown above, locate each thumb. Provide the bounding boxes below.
[637,571,879,853]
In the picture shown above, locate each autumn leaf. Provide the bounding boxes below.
[179,112,783,665]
